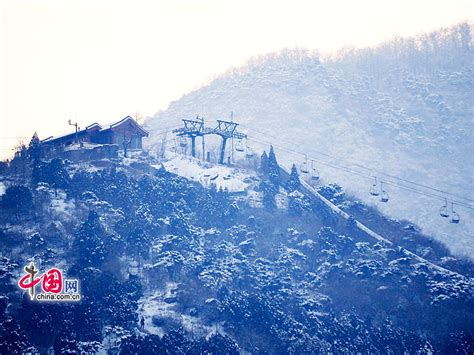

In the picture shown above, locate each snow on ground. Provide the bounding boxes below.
[143,48,474,258]
[64,142,103,151]
[49,190,76,221]
[159,155,257,193]
[138,282,225,338]
[275,187,288,209]
[158,154,292,210]
[246,189,263,208]
[68,162,102,174]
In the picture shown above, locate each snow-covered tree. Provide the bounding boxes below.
[1,185,32,220]
[73,211,107,267]
[260,180,277,210]
[267,145,281,187]
[286,163,301,192]
[288,190,310,216]
[27,132,41,164]
[260,150,269,174]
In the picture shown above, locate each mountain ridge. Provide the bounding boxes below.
[145,22,474,258]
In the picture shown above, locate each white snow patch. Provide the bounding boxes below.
[63,142,104,151]
[161,155,254,193]
[138,282,225,338]
[49,191,76,221]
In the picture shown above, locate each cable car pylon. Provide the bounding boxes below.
[173,116,207,159]
[210,119,246,164]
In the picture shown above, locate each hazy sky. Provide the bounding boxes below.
[0,0,472,158]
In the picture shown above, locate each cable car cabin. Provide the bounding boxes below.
[300,163,309,174]
[451,203,460,223]
[369,177,379,196]
[439,198,450,218]
[235,140,245,152]
[451,212,460,224]
[380,182,389,202]
[41,116,149,156]
[300,155,310,174]
[310,160,319,180]
[245,143,254,158]
[369,184,379,196]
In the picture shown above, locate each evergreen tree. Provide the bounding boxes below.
[73,211,107,267]
[17,295,56,349]
[260,180,277,210]
[31,164,42,187]
[0,296,35,354]
[53,327,79,354]
[260,150,269,175]
[27,132,41,164]
[10,144,28,175]
[267,146,281,187]
[32,159,70,188]
[119,334,165,354]
[0,161,8,175]
[0,316,34,354]
[49,159,71,189]
[1,185,32,220]
[162,327,192,353]
[286,163,301,192]
[201,334,240,355]
[103,279,141,327]
[288,190,310,216]
[317,183,346,205]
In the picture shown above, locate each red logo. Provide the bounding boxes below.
[19,262,63,300]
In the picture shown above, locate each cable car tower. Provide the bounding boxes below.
[210,119,247,164]
[172,114,247,164]
[173,116,206,158]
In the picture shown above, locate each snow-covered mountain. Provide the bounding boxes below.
[145,22,474,258]
[1,151,473,352]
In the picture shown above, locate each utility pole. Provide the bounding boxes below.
[68,119,79,144]
[159,132,167,160]
[202,126,206,161]
[230,111,234,164]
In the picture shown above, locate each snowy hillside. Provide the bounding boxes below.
[158,155,256,193]
[156,155,289,209]
[145,23,474,258]
[1,143,473,352]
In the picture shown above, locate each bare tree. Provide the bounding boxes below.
[115,126,134,158]
[158,132,168,161]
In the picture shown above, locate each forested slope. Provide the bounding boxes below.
[145,22,474,257]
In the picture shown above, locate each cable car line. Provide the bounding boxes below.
[240,123,474,204]
[245,135,474,211]
[248,134,473,210]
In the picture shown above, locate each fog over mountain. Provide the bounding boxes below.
[145,22,474,258]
